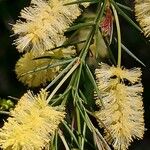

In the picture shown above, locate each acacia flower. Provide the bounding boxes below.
[12,0,81,53]
[0,89,65,150]
[15,46,76,87]
[95,63,144,150]
[81,2,90,8]
[135,0,150,37]
[15,51,59,87]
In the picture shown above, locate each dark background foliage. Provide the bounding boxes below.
[0,0,30,98]
[0,0,150,149]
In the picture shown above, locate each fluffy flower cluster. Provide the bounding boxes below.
[15,46,76,87]
[81,2,90,8]
[95,63,144,150]
[0,89,65,150]
[135,0,150,37]
[12,0,81,53]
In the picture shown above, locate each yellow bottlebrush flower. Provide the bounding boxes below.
[81,2,90,8]
[135,0,150,37]
[15,51,59,87]
[95,63,144,150]
[0,89,66,150]
[15,47,76,87]
[12,0,81,53]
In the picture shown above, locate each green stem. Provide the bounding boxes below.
[74,63,83,94]
[20,58,74,77]
[45,57,78,90]
[51,86,71,106]
[64,0,99,6]
[76,106,82,146]
[111,4,122,67]
[67,22,94,32]
[79,0,107,61]
[62,121,81,149]
[116,2,133,11]
[81,122,86,150]
[76,101,111,150]
[46,59,80,103]
[51,131,58,150]
[85,64,103,107]
[58,130,70,150]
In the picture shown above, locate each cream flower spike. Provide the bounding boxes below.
[95,63,144,150]
[135,0,150,37]
[15,51,60,87]
[0,89,66,150]
[15,46,76,87]
[81,2,91,8]
[13,0,81,53]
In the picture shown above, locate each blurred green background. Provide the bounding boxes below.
[0,0,150,149]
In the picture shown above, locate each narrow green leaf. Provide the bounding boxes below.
[64,0,99,6]
[111,4,122,67]
[93,128,111,150]
[51,86,71,106]
[75,101,92,131]
[79,90,88,104]
[85,65,103,106]
[20,59,74,77]
[62,121,81,149]
[81,122,86,150]
[58,130,70,150]
[116,2,133,11]
[76,100,110,150]
[67,22,94,32]
[114,37,146,67]
[55,132,58,150]
[50,40,86,51]
[121,43,146,67]
[33,56,73,60]
[93,131,104,150]
[111,0,142,32]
